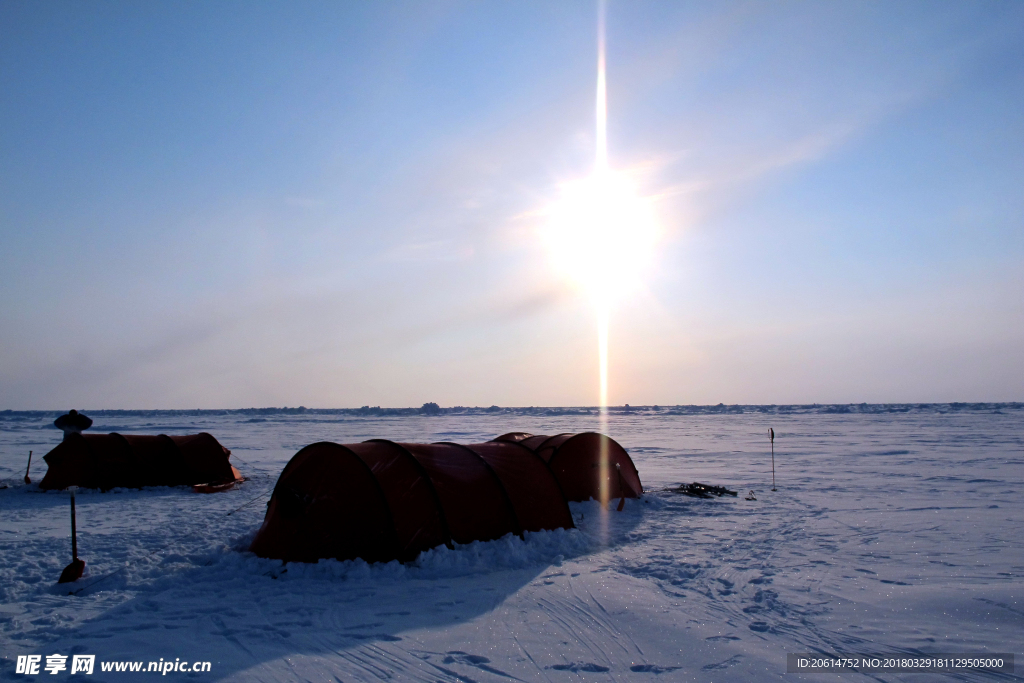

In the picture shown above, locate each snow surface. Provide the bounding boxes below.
[1,405,1021,682]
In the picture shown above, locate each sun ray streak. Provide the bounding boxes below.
[596,0,610,442]
[596,0,608,173]
[541,2,659,544]
[596,0,610,544]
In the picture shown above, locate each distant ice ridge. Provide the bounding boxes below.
[2,402,1020,424]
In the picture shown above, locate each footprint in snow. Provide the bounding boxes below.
[346,632,402,642]
[548,662,611,673]
[442,652,519,679]
[702,655,743,670]
[631,664,682,674]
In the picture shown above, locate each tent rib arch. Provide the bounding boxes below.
[434,441,523,537]
[519,442,575,522]
[537,433,574,452]
[463,440,575,533]
[364,438,453,549]
[398,442,519,546]
[250,441,400,563]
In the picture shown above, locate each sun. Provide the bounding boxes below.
[539,0,659,309]
[541,167,659,306]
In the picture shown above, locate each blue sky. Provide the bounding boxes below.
[1,1,1022,409]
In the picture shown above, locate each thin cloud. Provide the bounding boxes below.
[383,239,475,262]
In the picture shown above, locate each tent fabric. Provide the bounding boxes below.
[347,441,449,561]
[400,442,520,544]
[493,432,561,452]
[38,432,239,491]
[492,431,643,503]
[457,441,575,534]
[251,433,641,564]
[248,442,399,564]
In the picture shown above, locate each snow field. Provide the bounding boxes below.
[1,406,1021,681]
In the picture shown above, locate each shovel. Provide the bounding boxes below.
[24,450,32,484]
[58,486,86,583]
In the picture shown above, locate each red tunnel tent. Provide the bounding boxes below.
[492,432,643,503]
[250,432,642,564]
[38,432,241,491]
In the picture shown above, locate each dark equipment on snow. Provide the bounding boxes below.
[769,427,777,491]
[38,432,241,492]
[58,487,85,583]
[24,450,32,484]
[665,482,738,499]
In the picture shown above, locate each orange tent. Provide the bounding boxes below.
[38,432,241,492]
[250,432,642,564]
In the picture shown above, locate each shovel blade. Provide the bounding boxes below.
[58,559,85,584]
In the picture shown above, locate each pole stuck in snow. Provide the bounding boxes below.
[24,450,32,484]
[58,486,86,584]
[769,428,776,491]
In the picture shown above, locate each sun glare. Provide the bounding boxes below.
[542,0,658,309]
[542,169,658,305]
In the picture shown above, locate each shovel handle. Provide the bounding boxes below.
[69,487,78,561]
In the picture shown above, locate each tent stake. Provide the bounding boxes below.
[769,428,776,491]
[24,450,32,484]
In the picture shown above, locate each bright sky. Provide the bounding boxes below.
[1,1,1022,409]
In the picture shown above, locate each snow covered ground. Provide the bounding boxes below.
[1,405,1021,682]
